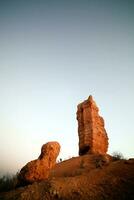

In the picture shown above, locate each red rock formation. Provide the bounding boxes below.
[77,95,108,155]
[18,141,60,185]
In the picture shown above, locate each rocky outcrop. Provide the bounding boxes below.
[1,157,134,200]
[17,141,60,185]
[77,95,108,155]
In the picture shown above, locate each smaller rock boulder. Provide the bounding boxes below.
[18,141,60,185]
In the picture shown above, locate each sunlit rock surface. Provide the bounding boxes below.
[77,96,108,155]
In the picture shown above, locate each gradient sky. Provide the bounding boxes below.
[0,0,134,175]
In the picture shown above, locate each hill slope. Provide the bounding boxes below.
[0,155,134,200]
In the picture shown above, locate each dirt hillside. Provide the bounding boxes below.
[0,154,134,200]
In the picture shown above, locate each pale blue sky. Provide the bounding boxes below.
[0,0,134,175]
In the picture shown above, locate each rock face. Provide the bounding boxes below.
[18,141,60,185]
[77,95,108,155]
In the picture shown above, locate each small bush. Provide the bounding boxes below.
[0,174,17,192]
[112,151,125,161]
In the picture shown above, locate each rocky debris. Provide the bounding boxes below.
[93,154,112,168]
[17,141,60,185]
[1,157,134,200]
[50,154,112,178]
[77,95,108,155]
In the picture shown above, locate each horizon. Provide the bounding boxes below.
[0,0,134,176]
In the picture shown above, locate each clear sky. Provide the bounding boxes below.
[0,0,134,175]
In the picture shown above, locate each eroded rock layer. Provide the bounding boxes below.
[77,95,108,155]
[18,141,60,185]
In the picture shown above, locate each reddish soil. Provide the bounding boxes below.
[0,154,134,200]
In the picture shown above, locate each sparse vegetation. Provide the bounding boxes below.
[0,174,17,192]
[0,155,134,199]
[112,151,125,161]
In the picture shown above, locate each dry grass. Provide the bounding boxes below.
[0,174,17,192]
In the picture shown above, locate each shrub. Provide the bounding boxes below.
[112,151,125,161]
[0,174,18,192]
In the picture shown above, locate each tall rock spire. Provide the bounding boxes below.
[77,95,108,155]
